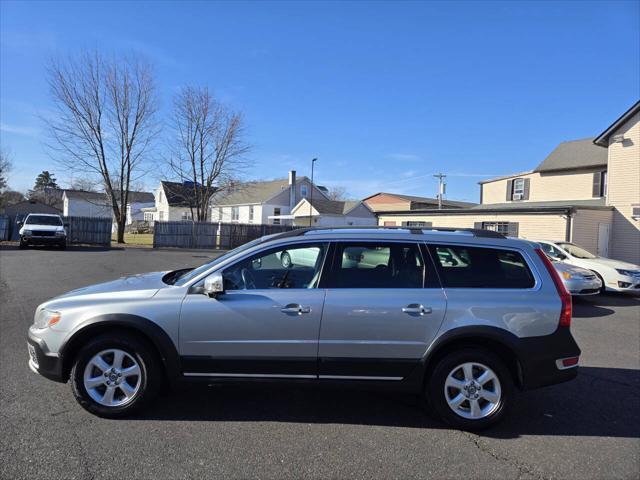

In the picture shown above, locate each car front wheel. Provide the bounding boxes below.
[70,334,161,418]
[426,348,513,431]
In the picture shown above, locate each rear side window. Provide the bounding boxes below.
[326,242,428,288]
[428,244,535,289]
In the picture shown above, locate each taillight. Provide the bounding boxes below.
[535,248,572,328]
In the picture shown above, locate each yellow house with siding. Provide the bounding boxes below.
[378,101,640,265]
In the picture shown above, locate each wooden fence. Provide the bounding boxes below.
[0,214,112,245]
[62,216,113,245]
[153,221,299,249]
[0,215,9,241]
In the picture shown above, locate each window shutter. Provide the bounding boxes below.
[523,178,530,200]
[474,222,484,230]
[506,180,514,201]
[507,222,519,237]
[592,172,602,197]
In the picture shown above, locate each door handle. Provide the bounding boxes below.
[402,304,432,315]
[281,303,311,315]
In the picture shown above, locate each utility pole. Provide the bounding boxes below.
[309,158,317,226]
[433,173,446,210]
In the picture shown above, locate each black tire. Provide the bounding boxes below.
[70,333,161,418]
[426,348,513,431]
[281,251,292,268]
[59,240,67,250]
[19,238,28,249]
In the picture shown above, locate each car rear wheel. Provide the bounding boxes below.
[70,334,161,418]
[426,348,513,431]
[19,238,28,249]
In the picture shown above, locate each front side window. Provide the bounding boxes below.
[231,206,239,221]
[223,243,328,290]
[539,242,565,259]
[327,242,426,288]
[429,244,535,289]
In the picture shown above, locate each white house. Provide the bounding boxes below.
[210,171,328,225]
[286,197,377,226]
[141,181,205,222]
[62,189,154,225]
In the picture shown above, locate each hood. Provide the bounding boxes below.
[553,262,594,276]
[584,257,640,270]
[21,224,65,233]
[54,271,169,302]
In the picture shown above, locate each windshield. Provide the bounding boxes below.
[557,242,597,259]
[173,236,270,286]
[25,215,62,226]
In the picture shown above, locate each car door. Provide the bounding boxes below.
[179,242,329,378]
[318,241,447,380]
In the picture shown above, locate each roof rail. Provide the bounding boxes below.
[268,225,505,241]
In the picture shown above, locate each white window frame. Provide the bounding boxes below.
[249,205,254,222]
[231,206,239,222]
[300,185,308,198]
[273,207,281,225]
[482,222,510,235]
[512,178,525,200]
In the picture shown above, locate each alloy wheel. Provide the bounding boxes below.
[444,362,502,420]
[83,349,142,407]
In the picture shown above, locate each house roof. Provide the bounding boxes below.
[478,171,534,184]
[363,192,476,208]
[63,189,154,204]
[469,198,608,210]
[212,176,312,206]
[161,181,208,207]
[594,100,640,147]
[298,198,362,215]
[534,138,607,173]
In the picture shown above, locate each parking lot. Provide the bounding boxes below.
[1,245,638,479]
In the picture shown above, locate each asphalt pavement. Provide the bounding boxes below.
[1,245,638,479]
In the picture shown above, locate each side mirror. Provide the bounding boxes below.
[203,272,224,298]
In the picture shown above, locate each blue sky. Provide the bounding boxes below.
[1,0,638,202]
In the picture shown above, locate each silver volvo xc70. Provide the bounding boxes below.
[28,227,580,430]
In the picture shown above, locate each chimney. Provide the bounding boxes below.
[289,170,296,207]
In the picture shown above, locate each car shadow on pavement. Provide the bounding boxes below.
[133,366,639,439]
[572,293,639,318]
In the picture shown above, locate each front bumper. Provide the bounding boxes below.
[564,276,602,295]
[21,235,66,245]
[517,327,581,390]
[27,330,66,383]
[606,275,640,293]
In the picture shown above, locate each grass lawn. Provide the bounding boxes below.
[111,233,154,246]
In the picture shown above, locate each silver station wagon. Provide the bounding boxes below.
[28,227,580,430]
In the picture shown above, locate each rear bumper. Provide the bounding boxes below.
[517,327,581,390]
[27,330,66,383]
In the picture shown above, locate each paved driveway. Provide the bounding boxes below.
[1,246,638,479]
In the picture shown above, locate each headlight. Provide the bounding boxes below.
[34,309,61,329]
[615,269,636,276]
[55,231,66,236]
[561,271,572,280]
[23,229,32,236]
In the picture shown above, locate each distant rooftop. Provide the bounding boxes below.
[534,138,607,173]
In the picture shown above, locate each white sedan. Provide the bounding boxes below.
[537,240,640,294]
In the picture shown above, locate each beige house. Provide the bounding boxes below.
[377,101,640,264]
[210,171,328,225]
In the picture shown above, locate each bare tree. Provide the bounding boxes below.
[45,52,158,243]
[168,86,249,221]
[0,147,12,192]
[326,185,349,201]
[67,177,99,192]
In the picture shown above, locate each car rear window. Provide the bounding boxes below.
[428,244,535,289]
